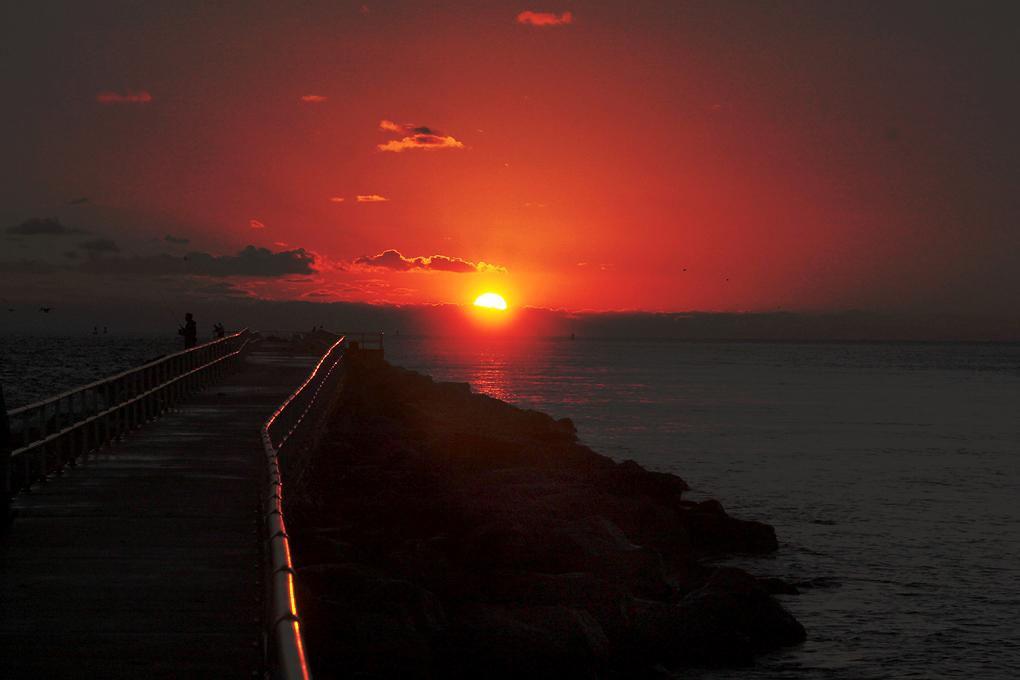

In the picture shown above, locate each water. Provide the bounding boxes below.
[2,335,1018,677]
[384,336,1020,679]
[0,335,180,407]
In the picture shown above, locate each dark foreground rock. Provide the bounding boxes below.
[283,354,805,679]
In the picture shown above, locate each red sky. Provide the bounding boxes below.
[2,1,1018,316]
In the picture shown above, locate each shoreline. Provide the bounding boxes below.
[283,351,807,677]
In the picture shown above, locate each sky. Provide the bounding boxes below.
[1,1,1018,327]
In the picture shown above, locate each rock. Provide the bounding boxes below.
[622,567,805,667]
[682,500,779,554]
[483,571,631,640]
[444,604,609,679]
[290,527,366,566]
[295,563,447,677]
[551,517,673,599]
[598,459,690,500]
[676,567,806,661]
[287,358,808,677]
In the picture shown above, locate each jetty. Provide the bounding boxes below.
[2,330,807,678]
[0,330,378,679]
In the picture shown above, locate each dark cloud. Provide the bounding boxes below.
[165,234,190,245]
[6,218,86,236]
[426,255,478,273]
[377,120,465,152]
[354,249,506,274]
[79,245,317,277]
[78,238,120,253]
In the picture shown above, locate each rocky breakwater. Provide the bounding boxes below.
[283,353,805,678]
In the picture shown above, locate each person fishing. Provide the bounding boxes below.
[178,312,198,349]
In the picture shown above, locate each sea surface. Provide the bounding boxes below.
[0,335,181,407]
[2,334,1019,678]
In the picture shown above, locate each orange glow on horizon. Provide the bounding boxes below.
[18,4,1010,318]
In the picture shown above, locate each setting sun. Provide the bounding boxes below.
[473,292,508,310]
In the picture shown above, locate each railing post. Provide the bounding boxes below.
[113,380,123,441]
[101,383,111,445]
[38,406,49,481]
[1,385,12,529]
[59,397,70,469]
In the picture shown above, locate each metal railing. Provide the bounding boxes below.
[3,330,253,496]
[261,335,347,680]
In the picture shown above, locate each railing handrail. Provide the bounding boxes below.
[4,329,255,499]
[6,330,250,417]
[7,334,253,460]
[260,335,346,680]
[263,336,344,447]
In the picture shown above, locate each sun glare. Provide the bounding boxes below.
[473,292,508,310]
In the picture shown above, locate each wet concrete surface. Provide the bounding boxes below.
[0,345,318,679]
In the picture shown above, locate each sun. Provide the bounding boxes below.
[473,292,508,310]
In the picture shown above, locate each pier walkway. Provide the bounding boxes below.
[0,342,320,679]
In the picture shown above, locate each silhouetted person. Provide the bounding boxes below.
[179,312,197,349]
[213,322,225,339]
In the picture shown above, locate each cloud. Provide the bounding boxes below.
[354,249,507,274]
[96,90,153,104]
[249,219,266,229]
[377,119,465,152]
[516,10,573,26]
[356,194,389,203]
[300,95,328,103]
[165,234,190,245]
[78,238,120,253]
[79,245,317,277]
[329,196,345,203]
[6,218,85,236]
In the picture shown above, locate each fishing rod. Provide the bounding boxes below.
[155,288,182,329]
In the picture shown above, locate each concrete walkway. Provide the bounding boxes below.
[0,344,318,679]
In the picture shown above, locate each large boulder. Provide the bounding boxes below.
[682,499,778,554]
[296,562,447,678]
[623,567,805,667]
[443,603,610,679]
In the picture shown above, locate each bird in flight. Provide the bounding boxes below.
[39,307,53,313]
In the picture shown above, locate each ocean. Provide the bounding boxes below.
[2,334,1018,678]
[0,334,181,408]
